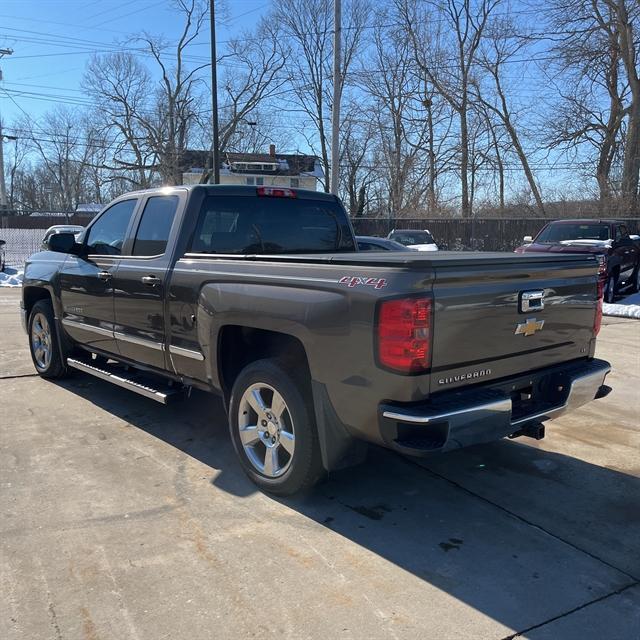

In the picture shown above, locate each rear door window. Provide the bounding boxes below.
[132,195,179,256]
[190,195,355,254]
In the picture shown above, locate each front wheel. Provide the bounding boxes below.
[604,274,617,303]
[631,265,640,293]
[228,359,323,495]
[28,299,68,379]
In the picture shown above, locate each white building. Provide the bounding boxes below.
[181,146,324,191]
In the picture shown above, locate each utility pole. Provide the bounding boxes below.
[0,47,14,209]
[330,0,341,195]
[209,0,220,185]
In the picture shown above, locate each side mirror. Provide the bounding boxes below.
[0,239,6,246]
[47,232,76,254]
[523,235,533,243]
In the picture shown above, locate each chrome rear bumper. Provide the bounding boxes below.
[379,359,611,455]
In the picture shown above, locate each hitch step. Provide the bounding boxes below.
[67,358,186,404]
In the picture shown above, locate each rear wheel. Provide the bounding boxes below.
[604,274,617,303]
[228,359,323,495]
[28,300,68,379]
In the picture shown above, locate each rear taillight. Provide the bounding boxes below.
[257,186,297,198]
[594,278,603,336]
[377,296,432,374]
[597,255,607,277]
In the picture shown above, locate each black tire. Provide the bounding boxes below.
[604,273,617,303]
[28,299,68,379]
[228,359,323,496]
[631,264,640,293]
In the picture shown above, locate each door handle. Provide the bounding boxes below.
[97,270,112,281]
[141,275,161,286]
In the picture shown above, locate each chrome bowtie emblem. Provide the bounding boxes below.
[515,317,545,337]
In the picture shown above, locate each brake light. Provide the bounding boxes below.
[377,297,432,373]
[597,255,607,277]
[594,278,603,336]
[257,186,297,198]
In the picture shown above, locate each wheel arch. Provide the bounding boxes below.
[217,325,311,405]
[23,286,53,319]
[218,325,362,473]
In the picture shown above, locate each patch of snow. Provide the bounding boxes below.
[0,266,24,287]
[603,291,640,319]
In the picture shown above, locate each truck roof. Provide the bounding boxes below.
[116,184,339,202]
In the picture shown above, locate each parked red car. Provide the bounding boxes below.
[514,220,640,303]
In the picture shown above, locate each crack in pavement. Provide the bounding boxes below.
[403,455,639,583]
[500,581,639,640]
[0,373,38,380]
[400,455,639,639]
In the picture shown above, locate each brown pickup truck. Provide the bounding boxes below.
[22,185,611,494]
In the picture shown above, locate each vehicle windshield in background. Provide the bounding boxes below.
[390,231,435,246]
[190,195,355,254]
[535,223,610,243]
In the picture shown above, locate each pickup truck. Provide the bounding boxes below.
[21,185,611,495]
[515,219,640,303]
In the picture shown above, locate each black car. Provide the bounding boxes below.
[0,239,6,272]
[356,236,414,252]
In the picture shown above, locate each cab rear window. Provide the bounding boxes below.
[189,195,355,254]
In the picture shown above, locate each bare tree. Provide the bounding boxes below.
[545,0,639,212]
[398,0,500,217]
[609,0,640,212]
[17,108,95,210]
[339,105,376,216]
[272,0,369,192]
[83,51,157,188]
[473,18,546,216]
[214,20,290,155]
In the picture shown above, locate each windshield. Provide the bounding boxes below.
[190,195,355,254]
[535,223,610,243]
[390,231,435,246]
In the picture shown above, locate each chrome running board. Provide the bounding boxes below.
[67,358,186,405]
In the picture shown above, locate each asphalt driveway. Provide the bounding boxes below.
[1,288,638,639]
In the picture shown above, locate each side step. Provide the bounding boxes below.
[67,358,187,404]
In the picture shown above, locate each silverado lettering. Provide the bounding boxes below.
[438,369,492,385]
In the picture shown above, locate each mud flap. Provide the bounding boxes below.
[311,380,367,471]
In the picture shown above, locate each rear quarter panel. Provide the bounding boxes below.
[167,257,436,445]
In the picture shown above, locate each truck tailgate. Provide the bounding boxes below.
[430,254,599,393]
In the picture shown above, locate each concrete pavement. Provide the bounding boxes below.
[1,288,638,639]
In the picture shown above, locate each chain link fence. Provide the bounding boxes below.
[351,217,640,251]
[2,214,640,267]
[1,215,93,267]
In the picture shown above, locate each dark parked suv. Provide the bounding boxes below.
[515,219,640,302]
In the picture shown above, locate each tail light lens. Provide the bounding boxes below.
[594,278,603,336]
[377,297,432,373]
[597,255,607,277]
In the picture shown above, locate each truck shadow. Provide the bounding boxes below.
[57,375,640,633]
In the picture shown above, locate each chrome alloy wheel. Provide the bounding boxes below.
[31,312,53,370]
[237,383,295,478]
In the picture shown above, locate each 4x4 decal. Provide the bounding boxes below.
[339,276,388,289]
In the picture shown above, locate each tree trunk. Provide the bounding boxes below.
[426,99,437,215]
[459,105,471,218]
[617,0,640,213]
